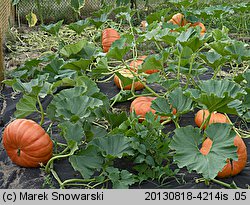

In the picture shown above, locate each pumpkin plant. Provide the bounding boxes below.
[2,119,53,168]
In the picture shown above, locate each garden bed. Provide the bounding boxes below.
[1,2,250,189]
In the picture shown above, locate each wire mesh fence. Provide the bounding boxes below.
[14,0,165,25]
[16,0,117,24]
[0,0,11,81]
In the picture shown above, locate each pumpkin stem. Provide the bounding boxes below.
[37,95,45,125]
[210,178,240,189]
[17,148,21,156]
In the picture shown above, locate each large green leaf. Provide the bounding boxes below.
[14,95,38,118]
[47,86,103,122]
[156,28,178,45]
[151,88,193,116]
[68,19,90,35]
[106,35,133,60]
[89,14,108,29]
[41,20,64,36]
[105,167,137,189]
[52,94,103,122]
[225,41,250,64]
[168,87,193,114]
[90,134,133,159]
[91,57,109,79]
[60,40,96,59]
[169,123,237,179]
[58,121,84,144]
[140,55,164,73]
[146,8,171,24]
[186,79,246,114]
[151,97,172,116]
[200,50,228,70]
[177,27,206,52]
[61,58,92,72]
[104,111,128,129]
[69,145,104,179]
[3,74,51,97]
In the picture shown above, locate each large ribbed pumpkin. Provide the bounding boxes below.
[114,69,144,91]
[194,109,230,130]
[129,55,159,74]
[3,119,53,168]
[168,13,206,36]
[130,96,176,122]
[168,13,187,27]
[200,135,247,178]
[102,28,120,53]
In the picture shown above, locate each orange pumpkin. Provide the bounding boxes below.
[195,109,230,129]
[129,56,159,74]
[3,119,53,168]
[168,13,206,36]
[102,28,120,53]
[114,69,144,90]
[200,135,247,178]
[130,96,176,122]
[168,13,187,27]
[190,22,206,36]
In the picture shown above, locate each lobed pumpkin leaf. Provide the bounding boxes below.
[186,79,246,114]
[168,87,193,114]
[106,35,133,60]
[156,28,178,45]
[58,121,84,145]
[105,167,137,189]
[69,145,104,179]
[61,58,92,72]
[47,83,105,122]
[60,40,96,59]
[90,134,134,159]
[225,41,250,64]
[91,57,109,79]
[50,94,103,122]
[151,97,172,116]
[89,13,109,29]
[169,123,237,179]
[140,55,164,73]
[14,95,38,118]
[200,50,228,70]
[41,20,64,36]
[68,19,89,35]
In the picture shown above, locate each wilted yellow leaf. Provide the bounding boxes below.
[26,12,38,27]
